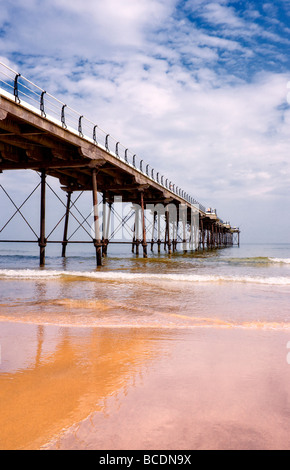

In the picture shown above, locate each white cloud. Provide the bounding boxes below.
[0,0,176,57]
[201,2,246,29]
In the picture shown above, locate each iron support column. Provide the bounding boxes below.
[157,211,161,254]
[201,218,205,250]
[103,200,111,256]
[140,192,147,258]
[132,221,136,254]
[151,211,157,252]
[39,170,46,267]
[133,206,140,255]
[182,206,187,253]
[102,193,110,257]
[92,169,102,266]
[166,209,172,255]
[62,191,72,258]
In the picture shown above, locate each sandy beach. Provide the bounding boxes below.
[1,244,290,450]
[1,320,290,450]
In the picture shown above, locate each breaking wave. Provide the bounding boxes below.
[269,258,290,264]
[0,269,290,286]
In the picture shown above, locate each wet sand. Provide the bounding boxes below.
[1,320,290,450]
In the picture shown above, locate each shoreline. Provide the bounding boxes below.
[1,315,290,331]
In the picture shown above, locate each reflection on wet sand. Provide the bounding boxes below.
[1,321,290,450]
[1,261,290,450]
[0,322,165,450]
[43,328,290,451]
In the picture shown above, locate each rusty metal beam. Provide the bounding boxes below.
[62,191,72,258]
[39,170,46,267]
[92,168,102,267]
[140,191,147,258]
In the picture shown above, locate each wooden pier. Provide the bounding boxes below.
[0,62,240,266]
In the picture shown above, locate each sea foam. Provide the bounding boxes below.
[269,258,290,264]
[0,269,290,286]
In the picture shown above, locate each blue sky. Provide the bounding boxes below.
[1,0,290,243]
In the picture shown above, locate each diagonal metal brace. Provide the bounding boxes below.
[0,183,40,238]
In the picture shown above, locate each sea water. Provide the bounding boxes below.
[0,242,290,329]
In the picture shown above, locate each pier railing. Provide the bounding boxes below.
[0,61,207,213]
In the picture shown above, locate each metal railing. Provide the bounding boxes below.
[0,61,209,212]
